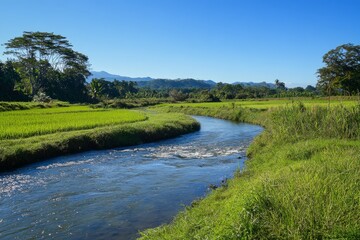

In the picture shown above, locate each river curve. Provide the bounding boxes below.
[0,116,263,239]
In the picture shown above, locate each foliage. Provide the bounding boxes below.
[0,61,25,101]
[136,78,214,89]
[4,38,354,103]
[214,82,243,99]
[91,98,171,109]
[32,91,52,103]
[188,90,220,102]
[3,31,90,102]
[317,43,360,95]
[169,89,188,101]
[89,78,138,100]
[275,78,286,90]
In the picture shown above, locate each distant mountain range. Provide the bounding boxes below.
[88,71,276,89]
[88,71,153,82]
[137,79,216,89]
[87,71,217,89]
[232,81,276,89]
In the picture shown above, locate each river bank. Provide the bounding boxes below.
[0,107,199,171]
[140,102,360,239]
[0,116,261,239]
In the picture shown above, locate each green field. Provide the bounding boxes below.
[140,100,360,239]
[158,97,359,110]
[0,106,147,140]
[0,104,200,171]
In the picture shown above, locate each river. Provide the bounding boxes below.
[0,116,263,239]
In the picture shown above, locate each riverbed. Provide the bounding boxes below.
[0,116,262,239]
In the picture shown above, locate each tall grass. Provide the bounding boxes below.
[271,103,360,140]
[140,102,360,239]
[238,141,360,239]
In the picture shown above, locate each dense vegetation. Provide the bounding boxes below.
[2,31,91,102]
[139,100,360,239]
[137,78,215,89]
[317,43,360,95]
[1,33,359,104]
[0,106,200,171]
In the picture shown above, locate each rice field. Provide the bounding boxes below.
[158,98,359,110]
[0,106,147,140]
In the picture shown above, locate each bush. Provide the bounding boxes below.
[33,91,52,103]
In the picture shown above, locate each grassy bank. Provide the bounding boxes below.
[140,101,360,239]
[0,101,70,112]
[159,97,359,110]
[0,106,200,171]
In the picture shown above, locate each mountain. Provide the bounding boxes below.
[88,71,217,89]
[232,81,276,89]
[87,71,153,82]
[88,71,275,89]
[137,79,216,89]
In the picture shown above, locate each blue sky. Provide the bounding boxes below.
[1,0,359,87]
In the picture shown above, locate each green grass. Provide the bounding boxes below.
[0,106,147,139]
[140,100,360,239]
[0,101,70,112]
[0,104,200,171]
[157,97,359,110]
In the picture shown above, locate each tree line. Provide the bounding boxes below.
[1,31,359,102]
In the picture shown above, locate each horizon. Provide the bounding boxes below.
[1,0,360,88]
[89,70,279,86]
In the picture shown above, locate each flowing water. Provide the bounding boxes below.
[0,116,263,239]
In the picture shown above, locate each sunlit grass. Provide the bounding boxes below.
[0,106,147,140]
[0,105,200,171]
[157,97,358,109]
[140,101,360,239]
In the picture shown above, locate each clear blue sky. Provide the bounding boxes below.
[1,0,359,87]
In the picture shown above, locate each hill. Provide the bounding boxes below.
[88,71,276,90]
[137,78,216,89]
[232,81,276,89]
[87,71,153,82]
[88,71,217,89]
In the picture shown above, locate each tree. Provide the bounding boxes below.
[169,89,188,101]
[113,80,138,98]
[0,61,21,100]
[275,79,286,90]
[58,69,89,102]
[317,43,360,95]
[4,31,90,97]
[305,85,316,92]
[89,78,105,99]
[214,83,243,99]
